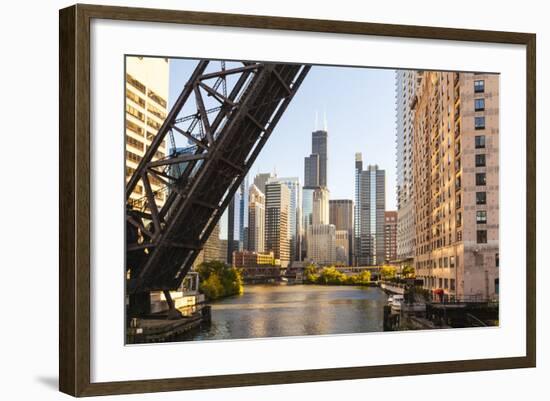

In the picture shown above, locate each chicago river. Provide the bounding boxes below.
[188,285,387,341]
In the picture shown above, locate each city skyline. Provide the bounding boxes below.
[124,56,501,344]
[168,59,397,211]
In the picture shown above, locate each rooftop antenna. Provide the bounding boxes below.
[323,108,328,131]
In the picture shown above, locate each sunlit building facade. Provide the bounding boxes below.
[265,182,291,267]
[384,211,398,262]
[395,70,420,260]
[412,71,499,301]
[247,184,265,253]
[330,199,354,266]
[355,155,386,266]
[125,56,169,205]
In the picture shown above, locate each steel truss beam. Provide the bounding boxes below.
[126,60,310,294]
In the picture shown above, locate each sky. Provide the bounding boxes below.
[168,59,397,212]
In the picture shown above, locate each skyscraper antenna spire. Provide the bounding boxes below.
[323,108,328,131]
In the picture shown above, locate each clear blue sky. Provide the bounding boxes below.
[168,59,397,211]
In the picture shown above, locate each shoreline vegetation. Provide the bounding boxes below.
[303,264,408,286]
[196,261,243,301]
[195,261,413,300]
[304,265,372,286]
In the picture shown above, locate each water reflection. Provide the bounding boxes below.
[188,284,387,341]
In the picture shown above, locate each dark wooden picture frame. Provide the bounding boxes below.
[59,3,536,397]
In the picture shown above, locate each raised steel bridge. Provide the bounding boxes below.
[125,60,310,310]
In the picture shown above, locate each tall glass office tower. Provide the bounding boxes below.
[354,153,386,266]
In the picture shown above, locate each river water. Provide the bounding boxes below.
[187,284,387,341]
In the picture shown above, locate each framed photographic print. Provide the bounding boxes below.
[59,3,536,397]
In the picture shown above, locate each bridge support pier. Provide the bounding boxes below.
[128,291,151,318]
[163,290,183,320]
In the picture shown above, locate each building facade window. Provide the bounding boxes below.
[475,154,486,167]
[474,98,485,111]
[126,120,144,136]
[476,191,487,205]
[475,135,486,149]
[474,80,485,93]
[147,118,161,130]
[126,150,141,163]
[476,210,487,224]
[147,103,167,120]
[450,256,455,268]
[126,135,144,151]
[126,73,146,94]
[496,253,499,267]
[477,230,488,244]
[475,116,486,130]
[126,89,145,107]
[126,104,145,122]
[476,173,487,186]
[147,89,167,108]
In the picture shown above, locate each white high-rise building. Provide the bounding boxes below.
[395,70,419,260]
[354,158,386,266]
[247,184,265,253]
[312,187,329,225]
[267,177,301,262]
[125,57,169,206]
[265,182,291,267]
[306,224,336,266]
[335,230,350,266]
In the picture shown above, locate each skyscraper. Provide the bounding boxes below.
[239,176,249,251]
[301,186,316,260]
[354,153,363,265]
[267,177,301,262]
[384,211,397,262]
[304,128,328,188]
[312,130,328,187]
[125,57,169,206]
[193,222,224,268]
[265,182,291,267]
[306,224,336,266]
[395,70,419,261]
[335,230,350,266]
[330,199,354,266]
[304,154,320,187]
[226,191,241,262]
[253,172,275,195]
[312,187,330,225]
[247,184,265,253]
[412,71,499,301]
[355,155,386,266]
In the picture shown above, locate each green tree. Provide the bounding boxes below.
[317,266,347,285]
[304,263,319,283]
[200,273,224,300]
[352,270,371,285]
[402,265,415,278]
[380,265,397,280]
[196,260,243,300]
